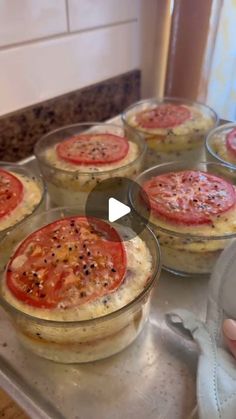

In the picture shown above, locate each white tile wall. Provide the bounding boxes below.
[68,0,140,31]
[0,22,139,115]
[0,0,144,116]
[0,0,67,47]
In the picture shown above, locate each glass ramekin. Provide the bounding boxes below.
[34,123,146,208]
[0,162,46,242]
[206,123,236,183]
[129,161,236,276]
[122,97,218,168]
[0,207,161,363]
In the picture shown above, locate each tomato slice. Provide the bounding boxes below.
[0,169,23,219]
[56,133,129,165]
[226,128,236,157]
[6,216,127,309]
[142,170,236,225]
[136,104,191,129]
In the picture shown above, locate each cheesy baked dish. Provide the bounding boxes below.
[206,123,236,183]
[129,161,236,275]
[122,98,218,167]
[34,123,146,207]
[0,209,160,363]
[0,163,45,239]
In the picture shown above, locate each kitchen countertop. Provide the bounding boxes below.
[0,388,28,418]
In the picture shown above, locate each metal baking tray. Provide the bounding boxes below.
[0,136,206,419]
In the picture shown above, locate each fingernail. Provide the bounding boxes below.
[223,319,236,340]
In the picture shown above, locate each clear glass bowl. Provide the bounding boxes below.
[129,161,236,276]
[0,162,46,241]
[0,207,161,363]
[122,97,218,168]
[34,123,146,208]
[206,122,236,183]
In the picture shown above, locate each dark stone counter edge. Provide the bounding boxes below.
[0,70,141,162]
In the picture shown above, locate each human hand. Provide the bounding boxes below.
[223,319,236,359]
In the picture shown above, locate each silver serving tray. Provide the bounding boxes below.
[0,130,205,419]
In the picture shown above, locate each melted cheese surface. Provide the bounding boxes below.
[45,142,139,173]
[2,227,153,321]
[150,205,236,236]
[128,105,214,136]
[211,132,236,166]
[0,172,43,232]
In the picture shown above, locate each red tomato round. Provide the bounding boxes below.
[142,170,236,225]
[0,169,23,219]
[136,104,191,129]
[6,216,127,309]
[56,133,129,165]
[226,128,236,157]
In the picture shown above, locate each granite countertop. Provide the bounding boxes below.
[0,70,140,162]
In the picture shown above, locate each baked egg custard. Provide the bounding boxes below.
[206,123,236,183]
[0,210,160,363]
[35,123,146,207]
[0,165,45,237]
[130,162,236,275]
[122,98,218,167]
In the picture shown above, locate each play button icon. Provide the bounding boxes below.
[85,176,150,241]
[108,198,131,222]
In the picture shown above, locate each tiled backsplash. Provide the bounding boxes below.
[0,0,67,47]
[0,0,140,116]
[68,0,139,31]
[0,70,140,162]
